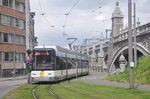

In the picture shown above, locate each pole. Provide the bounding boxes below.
[76,55,78,78]
[128,0,134,89]
[26,63,29,74]
[13,29,16,78]
[133,3,137,67]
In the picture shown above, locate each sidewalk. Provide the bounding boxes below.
[0,75,27,81]
[78,72,150,91]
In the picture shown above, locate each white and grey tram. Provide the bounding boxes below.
[29,46,89,83]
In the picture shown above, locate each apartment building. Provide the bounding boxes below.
[0,0,34,77]
[29,12,37,50]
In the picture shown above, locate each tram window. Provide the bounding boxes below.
[77,59,81,68]
[57,57,66,70]
[56,57,60,69]
[67,58,72,69]
[68,58,76,69]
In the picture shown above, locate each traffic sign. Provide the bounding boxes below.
[24,55,32,61]
[24,61,32,64]
[24,55,32,64]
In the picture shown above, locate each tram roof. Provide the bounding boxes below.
[34,46,83,56]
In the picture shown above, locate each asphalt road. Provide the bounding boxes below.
[0,77,27,99]
[78,72,150,91]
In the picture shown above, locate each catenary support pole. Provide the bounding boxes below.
[133,3,137,67]
[128,0,134,89]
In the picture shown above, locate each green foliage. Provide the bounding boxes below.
[105,54,150,84]
[3,81,150,99]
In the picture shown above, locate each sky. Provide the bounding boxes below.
[30,0,150,48]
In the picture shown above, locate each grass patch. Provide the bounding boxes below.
[36,85,55,99]
[3,81,150,99]
[2,84,36,99]
[53,81,150,99]
[105,54,150,85]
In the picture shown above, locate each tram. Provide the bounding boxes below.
[29,46,89,83]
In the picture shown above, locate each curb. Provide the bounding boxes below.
[0,76,27,81]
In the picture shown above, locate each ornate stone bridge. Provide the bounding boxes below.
[80,2,150,74]
[81,22,150,74]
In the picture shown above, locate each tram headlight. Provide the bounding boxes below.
[48,73,51,75]
[32,73,36,75]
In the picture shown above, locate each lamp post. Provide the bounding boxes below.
[128,0,134,89]
[13,28,16,78]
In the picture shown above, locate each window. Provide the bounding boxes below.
[2,0,13,8]
[16,53,25,62]
[3,33,13,43]
[3,33,14,43]
[0,32,2,43]
[16,35,25,45]
[0,14,1,24]
[56,57,66,70]
[0,52,2,61]
[16,1,25,12]
[15,18,19,28]
[15,19,25,29]
[19,19,25,29]
[1,14,14,26]
[0,14,25,29]
[4,52,13,61]
[3,33,8,42]
[1,15,8,25]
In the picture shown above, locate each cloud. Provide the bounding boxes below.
[30,0,150,47]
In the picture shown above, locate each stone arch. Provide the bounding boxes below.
[109,43,149,74]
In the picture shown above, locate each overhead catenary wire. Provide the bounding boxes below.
[37,0,61,33]
[63,0,80,28]
[68,0,80,14]
[62,0,79,49]
[37,0,44,14]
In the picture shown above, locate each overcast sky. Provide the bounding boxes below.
[30,0,150,48]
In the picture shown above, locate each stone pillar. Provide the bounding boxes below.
[90,54,95,72]
[99,42,108,72]
[119,54,126,72]
[91,39,96,72]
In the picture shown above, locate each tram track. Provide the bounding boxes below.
[32,85,39,99]
[48,84,61,99]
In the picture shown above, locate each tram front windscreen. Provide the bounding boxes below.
[33,50,55,70]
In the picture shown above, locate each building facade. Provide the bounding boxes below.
[0,0,34,77]
[29,12,37,50]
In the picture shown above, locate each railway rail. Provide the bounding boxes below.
[48,84,62,99]
[32,85,39,99]
[32,84,62,99]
